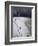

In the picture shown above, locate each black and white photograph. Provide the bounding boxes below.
[5,1,37,45]
[11,7,32,38]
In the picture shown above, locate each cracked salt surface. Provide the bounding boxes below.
[12,17,31,37]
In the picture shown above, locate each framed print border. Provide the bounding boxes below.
[5,1,37,45]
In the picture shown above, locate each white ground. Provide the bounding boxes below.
[13,17,31,37]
